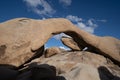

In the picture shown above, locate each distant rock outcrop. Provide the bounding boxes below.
[0,18,120,80]
[61,36,81,51]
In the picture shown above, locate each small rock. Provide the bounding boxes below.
[61,37,82,51]
[44,47,62,58]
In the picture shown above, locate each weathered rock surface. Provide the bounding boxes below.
[0,18,77,67]
[26,50,120,80]
[0,18,120,67]
[61,37,81,51]
[97,36,120,64]
[62,63,100,80]
[0,18,120,80]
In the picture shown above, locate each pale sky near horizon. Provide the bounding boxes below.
[0,0,120,49]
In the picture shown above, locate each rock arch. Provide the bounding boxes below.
[0,18,120,67]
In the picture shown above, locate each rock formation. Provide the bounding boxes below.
[0,18,120,80]
[61,36,81,51]
[25,49,120,80]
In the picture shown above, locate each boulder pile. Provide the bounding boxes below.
[0,18,120,80]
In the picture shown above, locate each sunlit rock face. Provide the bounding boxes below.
[0,18,120,80]
[61,36,82,51]
[27,49,120,80]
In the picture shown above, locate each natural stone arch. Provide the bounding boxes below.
[0,18,120,67]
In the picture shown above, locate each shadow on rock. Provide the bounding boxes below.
[0,64,19,80]
[98,66,120,80]
[30,63,66,80]
[18,45,44,69]
[18,62,66,80]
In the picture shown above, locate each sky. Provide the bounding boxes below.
[0,0,120,49]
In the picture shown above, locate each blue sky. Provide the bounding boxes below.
[0,0,120,49]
